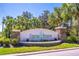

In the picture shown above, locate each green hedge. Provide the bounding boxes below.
[64,36,78,43]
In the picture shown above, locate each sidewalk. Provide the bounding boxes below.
[4,47,79,56]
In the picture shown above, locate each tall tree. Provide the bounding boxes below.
[3,16,15,38]
[22,11,33,19]
[2,17,5,32]
[48,8,63,30]
[60,4,73,36]
[38,10,50,28]
[15,11,33,31]
[31,17,42,28]
[71,3,79,36]
[16,16,26,31]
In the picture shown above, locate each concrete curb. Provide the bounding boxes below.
[4,47,79,56]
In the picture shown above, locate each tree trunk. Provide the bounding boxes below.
[76,16,79,36]
[2,23,4,32]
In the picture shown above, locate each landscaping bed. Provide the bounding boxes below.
[0,43,79,55]
[19,40,62,46]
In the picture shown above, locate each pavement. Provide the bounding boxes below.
[4,47,79,56]
[30,48,79,56]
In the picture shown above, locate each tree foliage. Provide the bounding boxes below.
[2,3,79,39]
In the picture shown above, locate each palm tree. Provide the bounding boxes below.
[71,4,79,36]
[22,11,33,19]
[38,10,50,28]
[3,16,15,38]
[31,17,42,28]
[64,3,79,36]
[48,7,63,30]
[2,17,5,32]
[15,16,24,31]
[53,7,63,26]
[60,4,73,36]
[48,13,57,29]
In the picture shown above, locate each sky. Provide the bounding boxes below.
[0,3,62,32]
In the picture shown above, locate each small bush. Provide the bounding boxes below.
[3,38,11,47]
[11,38,19,46]
[3,38,10,45]
[65,36,77,43]
[0,37,5,44]
[0,37,11,47]
[75,37,79,43]
[0,38,3,44]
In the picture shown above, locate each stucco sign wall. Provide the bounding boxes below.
[20,28,59,42]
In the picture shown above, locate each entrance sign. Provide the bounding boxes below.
[20,28,59,42]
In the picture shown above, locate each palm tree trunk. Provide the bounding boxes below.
[2,23,4,32]
[76,16,79,36]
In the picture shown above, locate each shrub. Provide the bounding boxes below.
[0,38,3,44]
[0,37,11,47]
[65,36,77,43]
[0,37,5,44]
[75,36,79,43]
[0,37,2,43]
[11,38,19,46]
[3,38,11,47]
[3,38,10,45]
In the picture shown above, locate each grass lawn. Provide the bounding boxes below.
[0,43,79,55]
